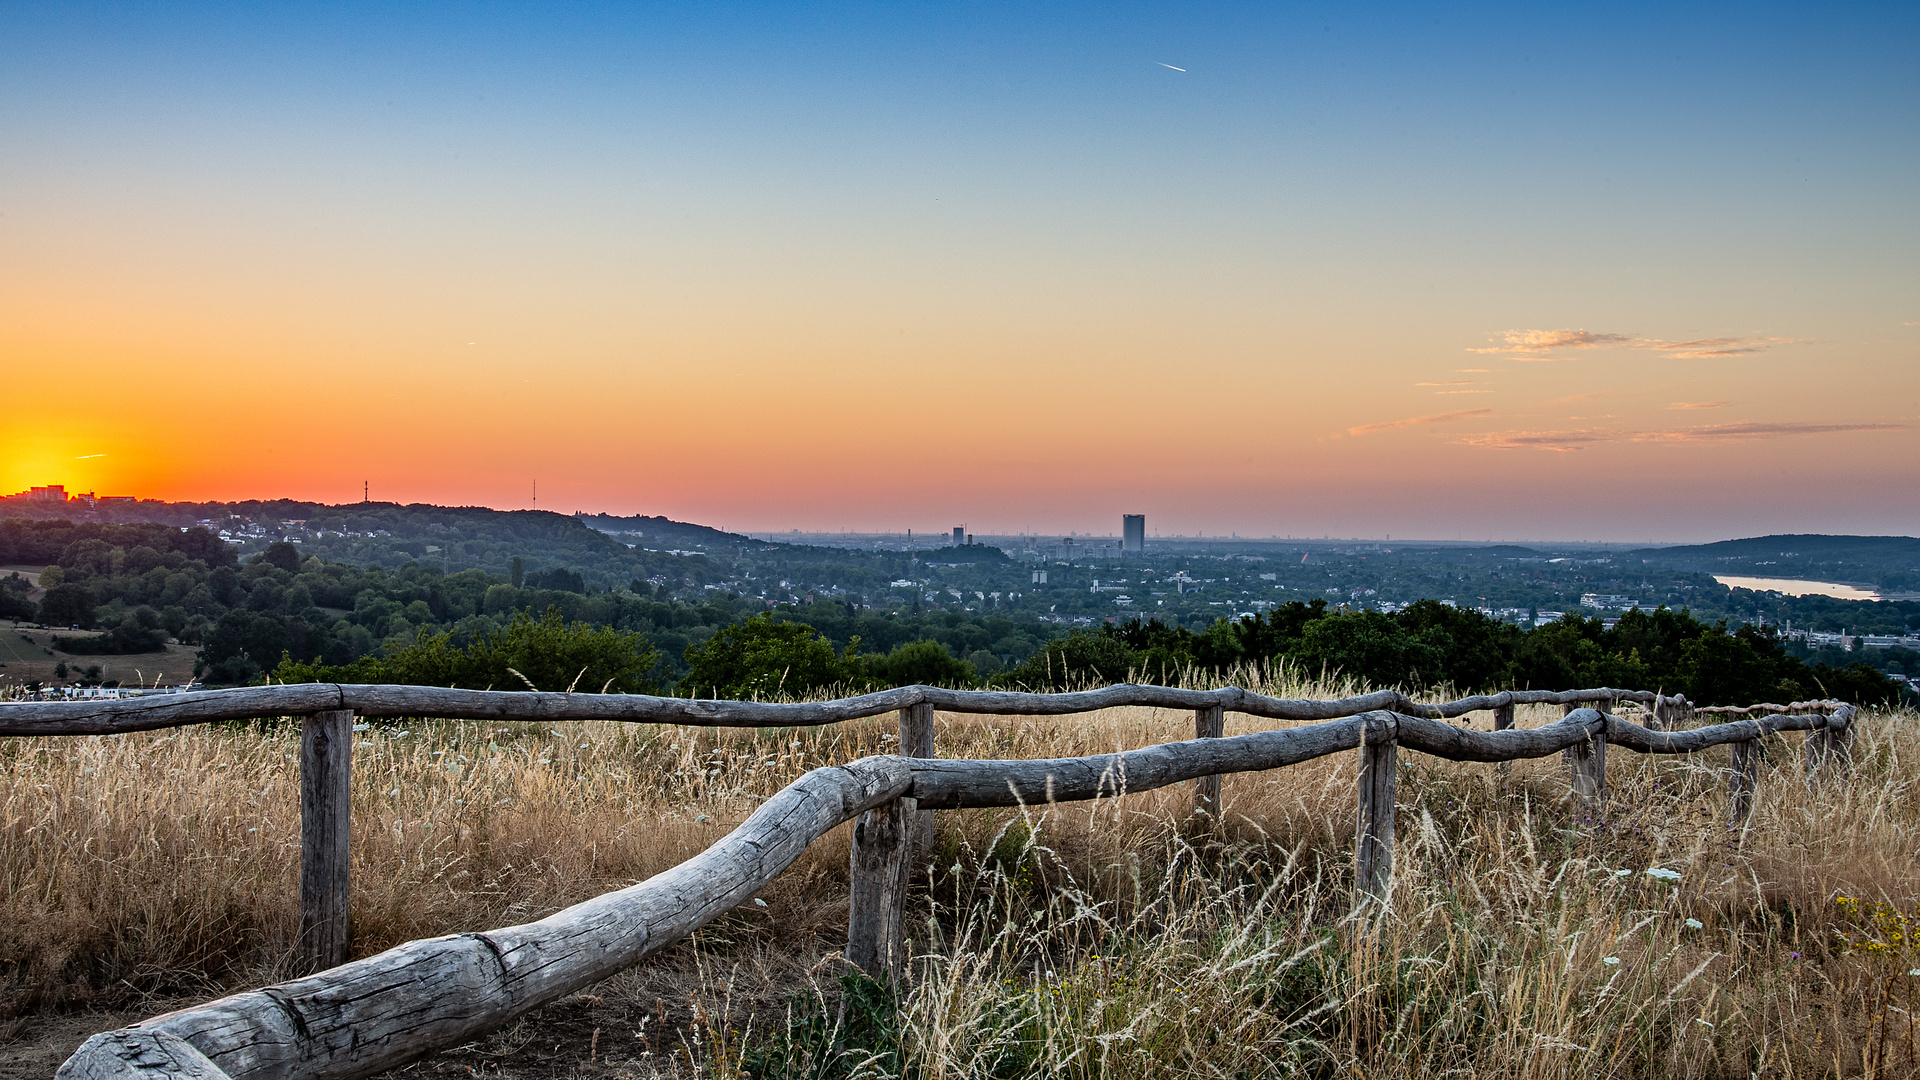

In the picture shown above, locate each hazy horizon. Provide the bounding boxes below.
[5,3,1915,543]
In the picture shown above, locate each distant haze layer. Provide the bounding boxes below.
[3,3,1916,542]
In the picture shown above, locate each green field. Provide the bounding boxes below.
[0,630,51,665]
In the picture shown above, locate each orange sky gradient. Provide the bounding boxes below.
[3,5,1916,542]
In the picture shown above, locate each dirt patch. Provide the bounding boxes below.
[0,997,205,1080]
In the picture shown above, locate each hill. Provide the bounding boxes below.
[1631,534,1920,588]
[574,513,756,551]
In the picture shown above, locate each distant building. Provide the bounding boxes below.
[1122,514,1145,554]
[952,526,967,546]
[2,485,133,505]
[1580,593,1640,611]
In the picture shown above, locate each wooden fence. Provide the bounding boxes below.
[11,682,1856,1080]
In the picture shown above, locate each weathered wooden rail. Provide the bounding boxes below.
[14,683,1856,1080]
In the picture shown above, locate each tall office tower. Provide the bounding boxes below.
[1122,514,1146,554]
[952,526,966,546]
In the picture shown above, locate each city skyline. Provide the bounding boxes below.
[4,3,1916,543]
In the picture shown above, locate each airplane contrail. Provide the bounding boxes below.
[1156,62,1186,71]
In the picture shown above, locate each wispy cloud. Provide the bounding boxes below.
[1455,368,1490,373]
[1456,419,1905,452]
[1416,381,1475,386]
[75,454,105,459]
[1638,421,1905,443]
[1455,429,1614,453]
[1666,400,1732,410]
[1470,328,1796,359]
[1435,390,1492,395]
[1468,329,1632,353]
[1345,408,1492,437]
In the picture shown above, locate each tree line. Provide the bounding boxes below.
[4,518,1901,706]
[1000,600,1901,706]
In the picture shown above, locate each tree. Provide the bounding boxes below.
[678,613,856,699]
[1394,600,1520,691]
[274,607,661,694]
[38,583,98,628]
[0,580,33,621]
[525,566,586,594]
[461,608,658,693]
[998,631,1137,690]
[198,610,292,684]
[1293,611,1445,690]
[1677,627,1795,705]
[62,606,169,654]
[260,541,301,572]
[864,639,975,688]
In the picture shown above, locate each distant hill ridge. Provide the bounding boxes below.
[573,513,753,550]
[1631,534,1920,583]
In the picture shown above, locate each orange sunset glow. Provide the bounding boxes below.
[4,5,1915,541]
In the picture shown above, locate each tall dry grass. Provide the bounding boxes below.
[2,671,1917,1077]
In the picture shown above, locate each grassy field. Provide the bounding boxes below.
[0,623,198,692]
[0,628,50,667]
[3,672,1916,1078]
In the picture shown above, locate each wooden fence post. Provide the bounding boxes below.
[1562,706,1606,811]
[899,702,935,855]
[1192,704,1225,826]
[845,797,909,984]
[1493,702,1515,784]
[1355,724,1397,902]
[1804,709,1854,782]
[1651,694,1674,731]
[1728,739,1761,823]
[844,702,931,985]
[298,709,353,973]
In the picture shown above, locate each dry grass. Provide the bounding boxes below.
[3,671,1918,1077]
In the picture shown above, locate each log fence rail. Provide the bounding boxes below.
[8,682,1856,1080]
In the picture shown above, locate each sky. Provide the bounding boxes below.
[3,2,1916,543]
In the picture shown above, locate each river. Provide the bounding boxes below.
[1713,575,1881,601]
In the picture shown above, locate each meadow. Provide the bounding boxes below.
[2,670,1916,1078]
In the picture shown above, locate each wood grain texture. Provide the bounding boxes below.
[1564,727,1606,809]
[69,758,913,1080]
[57,1030,234,1080]
[1804,704,1857,780]
[898,703,935,856]
[1394,711,1604,762]
[1696,699,1846,715]
[844,798,910,982]
[0,684,346,736]
[1604,710,1836,754]
[1493,702,1516,783]
[1728,740,1760,823]
[1,683,1688,736]
[298,711,353,973]
[1355,734,1396,900]
[907,713,1392,809]
[1191,704,1225,825]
